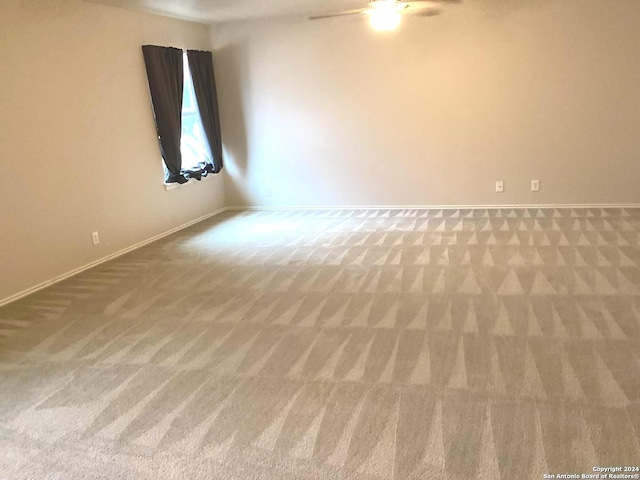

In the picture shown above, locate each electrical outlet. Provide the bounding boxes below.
[495,181,504,193]
[531,179,540,192]
[266,187,272,197]
[92,231,100,245]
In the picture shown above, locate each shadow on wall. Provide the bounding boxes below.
[214,41,250,206]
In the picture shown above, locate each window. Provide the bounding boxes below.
[142,45,223,185]
[180,52,211,172]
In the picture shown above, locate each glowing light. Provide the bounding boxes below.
[368,1,402,32]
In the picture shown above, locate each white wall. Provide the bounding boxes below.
[210,0,640,208]
[0,0,225,302]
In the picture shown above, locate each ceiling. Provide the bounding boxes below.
[85,0,371,24]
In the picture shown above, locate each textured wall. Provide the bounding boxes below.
[211,0,640,208]
[0,0,225,302]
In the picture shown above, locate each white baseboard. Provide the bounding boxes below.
[4,202,638,307]
[0,207,230,308]
[227,203,640,211]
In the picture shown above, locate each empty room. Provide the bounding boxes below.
[1,0,640,478]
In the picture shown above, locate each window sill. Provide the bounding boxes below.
[164,178,199,191]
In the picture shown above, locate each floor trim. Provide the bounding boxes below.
[5,202,638,306]
[0,207,230,308]
[227,203,640,211]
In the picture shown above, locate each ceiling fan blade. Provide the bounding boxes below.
[406,7,442,16]
[404,0,461,4]
[309,9,364,21]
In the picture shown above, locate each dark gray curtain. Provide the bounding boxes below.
[187,50,224,174]
[142,45,187,184]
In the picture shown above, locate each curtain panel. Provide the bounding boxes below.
[187,49,224,174]
[142,45,186,184]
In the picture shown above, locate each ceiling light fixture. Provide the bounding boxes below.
[368,0,403,31]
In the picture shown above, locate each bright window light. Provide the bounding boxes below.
[180,52,211,171]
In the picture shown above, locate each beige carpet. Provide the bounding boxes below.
[1,208,640,479]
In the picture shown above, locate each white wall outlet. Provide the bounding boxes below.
[92,231,100,245]
[495,181,504,193]
[266,187,272,197]
[531,179,540,192]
